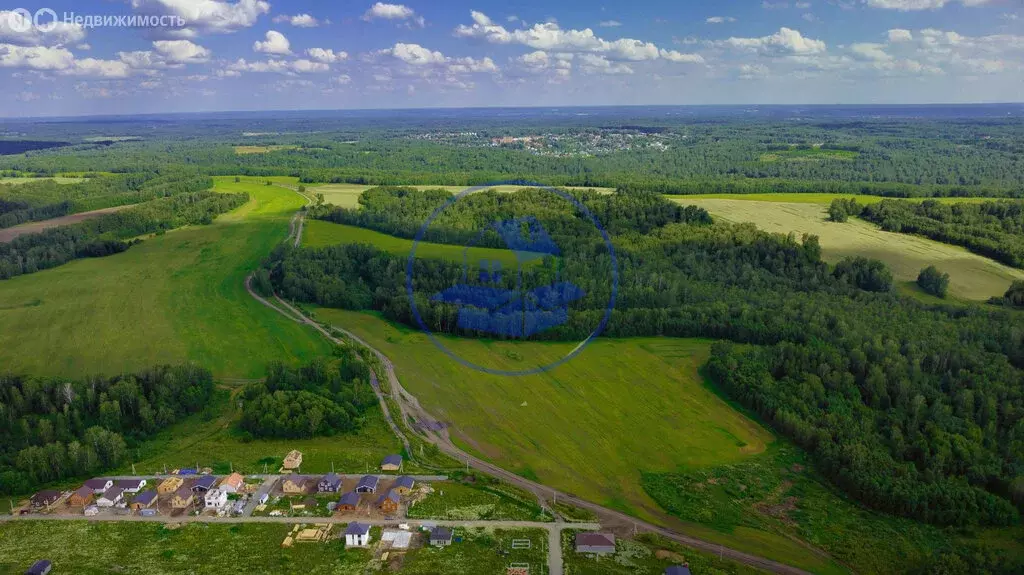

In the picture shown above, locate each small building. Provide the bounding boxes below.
[68,486,94,507]
[257,493,269,505]
[131,490,158,511]
[344,522,370,547]
[96,487,124,508]
[171,486,195,509]
[83,505,99,516]
[380,454,402,471]
[575,532,616,554]
[30,491,61,509]
[429,527,453,547]
[376,489,400,514]
[24,559,51,575]
[140,508,157,517]
[231,500,246,515]
[318,473,342,493]
[220,472,244,493]
[392,476,415,495]
[115,478,147,494]
[336,491,360,511]
[665,566,692,575]
[282,476,313,494]
[157,476,183,495]
[192,475,217,493]
[283,450,303,471]
[83,478,113,494]
[355,475,379,494]
[204,488,228,509]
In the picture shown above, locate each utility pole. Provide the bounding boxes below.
[331,461,335,473]
[230,461,233,473]
[131,463,136,475]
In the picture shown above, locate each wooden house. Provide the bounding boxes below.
[157,477,183,495]
[67,486,94,507]
[376,489,400,514]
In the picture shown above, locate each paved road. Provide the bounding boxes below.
[242,475,277,517]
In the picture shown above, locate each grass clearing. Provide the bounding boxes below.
[407,480,550,522]
[0,176,85,185]
[303,220,532,269]
[396,527,548,575]
[562,530,762,575]
[233,145,299,154]
[675,198,1024,300]
[0,520,371,575]
[673,193,998,205]
[0,176,332,378]
[759,148,859,163]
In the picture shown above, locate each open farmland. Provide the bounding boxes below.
[0,521,371,575]
[0,176,85,185]
[675,198,1024,300]
[674,193,999,205]
[0,205,133,243]
[0,176,332,378]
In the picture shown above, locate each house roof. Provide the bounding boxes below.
[72,486,93,499]
[430,527,453,541]
[376,490,400,506]
[664,567,692,575]
[357,475,379,489]
[338,492,360,506]
[83,478,110,489]
[286,475,312,487]
[394,476,415,489]
[133,490,157,505]
[575,533,615,548]
[221,472,244,489]
[100,486,124,500]
[173,486,193,499]
[345,522,370,536]
[26,559,51,575]
[320,473,341,485]
[31,490,60,504]
[193,475,217,489]
[115,479,145,489]
[381,454,402,466]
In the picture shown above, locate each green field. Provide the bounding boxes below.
[0,176,332,378]
[0,176,85,185]
[0,521,372,575]
[760,148,859,163]
[673,193,997,205]
[675,198,1024,300]
[308,183,615,209]
[395,527,549,575]
[407,480,550,521]
[562,530,760,575]
[303,220,533,269]
[125,387,406,476]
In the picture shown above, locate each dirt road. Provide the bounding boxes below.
[0,205,133,243]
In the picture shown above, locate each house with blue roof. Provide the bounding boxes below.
[355,475,379,493]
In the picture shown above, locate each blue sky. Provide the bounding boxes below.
[0,0,1021,116]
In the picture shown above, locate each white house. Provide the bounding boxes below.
[344,522,370,547]
[204,488,228,510]
[96,487,124,508]
[115,479,147,494]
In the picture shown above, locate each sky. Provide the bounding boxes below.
[0,0,1021,117]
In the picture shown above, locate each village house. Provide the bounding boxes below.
[96,487,124,508]
[171,486,195,509]
[157,476,183,495]
[115,478,147,494]
[191,475,217,493]
[83,478,113,494]
[30,491,61,510]
[392,476,415,495]
[130,490,158,511]
[67,486,94,507]
[336,491,360,511]
[380,454,402,471]
[430,527,453,547]
[318,473,342,493]
[83,505,99,516]
[219,472,244,493]
[575,532,616,554]
[283,450,303,471]
[355,475,379,494]
[376,489,400,514]
[282,475,314,494]
[664,566,692,575]
[204,488,228,510]
[344,522,370,547]
[24,559,52,575]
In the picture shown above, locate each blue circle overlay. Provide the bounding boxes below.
[405,181,619,376]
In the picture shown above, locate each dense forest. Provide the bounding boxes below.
[238,351,377,440]
[0,190,247,280]
[0,365,215,494]
[265,187,1024,528]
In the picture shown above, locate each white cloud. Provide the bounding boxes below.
[379,42,447,65]
[851,42,893,62]
[448,56,498,73]
[0,10,86,47]
[0,44,74,71]
[866,0,993,11]
[273,14,321,27]
[599,20,623,27]
[888,29,914,42]
[659,49,705,64]
[362,3,425,27]
[253,30,291,55]
[454,11,660,61]
[128,0,270,36]
[332,74,352,84]
[738,63,770,79]
[153,40,211,63]
[577,53,633,74]
[305,48,348,64]
[721,27,826,55]
[706,16,737,24]
[63,58,133,78]
[228,58,329,74]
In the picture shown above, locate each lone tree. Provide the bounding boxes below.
[1003,280,1024,307]
[917,265,950,298]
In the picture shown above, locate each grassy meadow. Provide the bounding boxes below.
[0,176,85,185]
[0,521,371,575]
[0,176,332,378]
[395,527,549,575]
[675,198,1024,300]
[673,192,998,205]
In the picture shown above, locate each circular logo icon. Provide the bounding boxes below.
[6,8,33,33]
[33,8,59,33]
[405,182,618,376]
